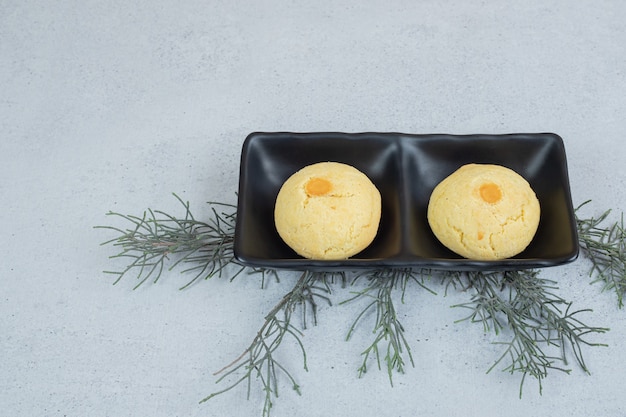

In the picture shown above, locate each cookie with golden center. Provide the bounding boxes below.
[274,162,381,260]
[427,163,540,260]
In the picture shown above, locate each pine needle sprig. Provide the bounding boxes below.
[95,193,243,290]
[96,195,615,414]
[342,268,436,386]
[451,270,608,397]
[576,203,626,307]
[201,270,337,417]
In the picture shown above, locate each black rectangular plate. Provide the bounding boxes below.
[234,132,579,271]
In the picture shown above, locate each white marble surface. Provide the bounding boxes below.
[2,1,626,416]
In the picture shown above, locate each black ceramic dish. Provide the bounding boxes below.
[234,132,579,271]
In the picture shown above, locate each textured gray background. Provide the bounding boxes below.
[2,1,626,416]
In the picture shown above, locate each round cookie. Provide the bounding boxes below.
[274,162,381,260]
[427,164,540,260]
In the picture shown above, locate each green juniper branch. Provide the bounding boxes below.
[94,193,243,290]
[576,202,626,308]
[95,195,619,415]
[342,268,435,386]
[450,270,608,397]
[200,270,337,417]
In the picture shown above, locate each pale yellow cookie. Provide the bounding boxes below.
[427,164,540,260]
[274,162,381,260]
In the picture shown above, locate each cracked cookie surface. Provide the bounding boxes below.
[427,163,540,260]
[274,162,381,260]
